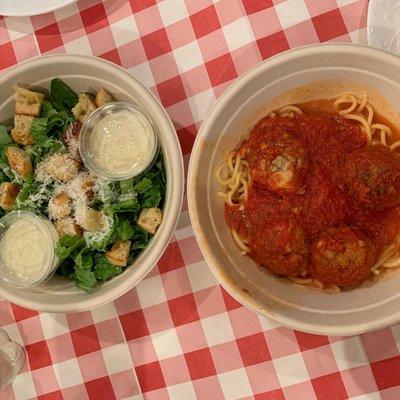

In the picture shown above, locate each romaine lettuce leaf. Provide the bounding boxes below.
[55,235,86,262]
[50,78,78,112]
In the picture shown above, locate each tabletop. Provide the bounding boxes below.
[1,0,400,399]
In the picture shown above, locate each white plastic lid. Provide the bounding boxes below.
[368,0,400,55]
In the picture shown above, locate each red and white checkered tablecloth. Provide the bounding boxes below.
[1,0,399,399]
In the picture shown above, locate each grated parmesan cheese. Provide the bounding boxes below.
[83,213,113,248]
[67,172,96,204]
[94,179,116,203]
[34,159,51,183]
[118,190,137,202]
[17,177,53,212]
[53,182,67,196]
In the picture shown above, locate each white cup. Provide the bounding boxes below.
[0,329,25,389]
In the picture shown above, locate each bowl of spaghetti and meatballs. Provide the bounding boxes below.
[188,44,400,335]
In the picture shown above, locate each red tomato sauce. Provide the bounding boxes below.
[225,110,400,282]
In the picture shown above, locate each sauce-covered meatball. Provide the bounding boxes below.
[250,214,310,276]
[248,129,308,195]
[311,226,376,287]
[342,144,400,211]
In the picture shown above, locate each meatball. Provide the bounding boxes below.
[248,130,308,195]
[311,226,376,287]
[249,214,310,276]
[342,144,400,211]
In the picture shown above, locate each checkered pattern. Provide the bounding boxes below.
[1,0,399,399]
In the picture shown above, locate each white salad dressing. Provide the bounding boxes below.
[0,218,47,279]
[89,109,156,177]
[0,212,59,287]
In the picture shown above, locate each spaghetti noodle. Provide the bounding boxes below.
[217,92,400,292]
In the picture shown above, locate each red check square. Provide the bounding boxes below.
[221,287,242,311]
[70,325,101,357]
[119,309,150,340]
[158,241,185,273]
[0,42,17,71]
[100,48,122,66]
[85,376,116,400]
[135,361,166,392]
[237,333,271,366]
[185,348,216,380]
[35,23,63,53]
[242,0,273,15]
[190,5,221,39]
[80,3,108,35]
[177,124,197,155]
[254,389,285,400]
[129,0,156,13]
[295,331,330,351]
[26,340,52,370]
[156,75,187,108]
[312,372,348,400]
[257,31,289,60]
[205,53,237,87]
[312,9,348,42]
[371,356,400,390]
[37,391,63,400]
[141,28,171,60]
[168,293,200,327]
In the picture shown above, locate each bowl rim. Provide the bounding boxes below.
[0,0,76,17]
[0,54,184,313]
[188,43,400,336]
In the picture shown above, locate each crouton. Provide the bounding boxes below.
[137,207,162,234]
[106,240,131,267]
[55,218,83,237]
[68,172,96,203]
[0,182,20,210]
[14,86,45,117]
[95,88,114,108]
[48,192,71,220]
[11,115,35,145]
[61,120,81,160]
[71,93,96,123]
[75,205,106,232]
[45,153,80,182]
[6,147,32,178]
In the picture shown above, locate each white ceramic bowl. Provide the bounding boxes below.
[0,55,184,313]
[188,44,400,336]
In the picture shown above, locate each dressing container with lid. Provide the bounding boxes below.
[79,102,159,181]
[0,211,59,288]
